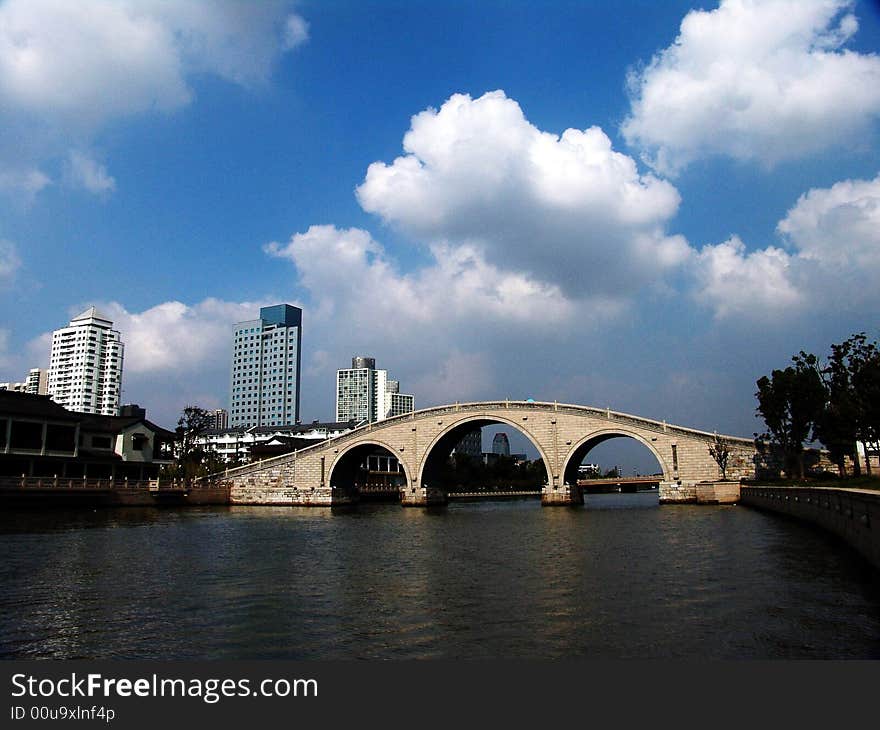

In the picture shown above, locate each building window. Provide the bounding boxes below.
[131,434,149,452]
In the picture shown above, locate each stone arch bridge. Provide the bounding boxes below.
[208,401,758,506]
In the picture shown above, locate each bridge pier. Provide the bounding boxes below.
[400,484,448,507]
[330,486,360,505]
[541,482,584,506]
[658,480,696,503]
[400,485,449,507]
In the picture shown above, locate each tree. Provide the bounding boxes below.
[168,405,220,481]
[755,352,825,479]
[846,334,880,476]
[813,335,864,476]
[810,333,880,478]
[708,434,731,480]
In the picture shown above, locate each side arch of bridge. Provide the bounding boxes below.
[561,428,672,485]
[213,401,758,507]
[327,437,413,491]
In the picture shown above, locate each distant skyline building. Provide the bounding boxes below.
[47,307,124,416]
[229,304,302,428]
[208,409,228,430]
[492,432,510,457]
[452,426,482,460]
[26,368,48,395]
[2,368,48,395]
[336,356,414,423]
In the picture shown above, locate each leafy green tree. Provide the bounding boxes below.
[807,333,880,478]
[847,334,880,476]
[168,405,220,481]
[813,335,864,476]
[755,352,825,479]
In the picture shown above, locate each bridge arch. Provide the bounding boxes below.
[561,428,671,486]
[416,414,553,490]
[328,438,411,495]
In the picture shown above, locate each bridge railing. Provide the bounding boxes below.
[0,476,213,491]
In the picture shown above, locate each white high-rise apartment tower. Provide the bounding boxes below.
[336,356,414,423]
[229,304,302,428]
[47,307,124,415]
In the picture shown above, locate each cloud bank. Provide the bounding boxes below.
[694,173,880,318]
[0,0,308,198]
[623,0,880,174]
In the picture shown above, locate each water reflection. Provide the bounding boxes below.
[1,494,878,659]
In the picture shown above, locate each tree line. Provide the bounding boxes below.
[755,333,880,479]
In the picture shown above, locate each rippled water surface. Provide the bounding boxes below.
[2,494,879,659]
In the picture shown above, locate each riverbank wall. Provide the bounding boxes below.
[740,485,880,570]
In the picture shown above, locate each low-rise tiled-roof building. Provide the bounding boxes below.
[0,391,175,481]
[196,419,357,463]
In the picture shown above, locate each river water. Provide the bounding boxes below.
[1,493,879,659]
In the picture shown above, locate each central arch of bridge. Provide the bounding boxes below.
[561,429,671,486]
[417,416,551,496]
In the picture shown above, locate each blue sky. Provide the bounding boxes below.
[1,0,879,470]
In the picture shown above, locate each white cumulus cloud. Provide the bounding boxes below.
[65,151,116,194]
[0,167,50,200]
[24,298,277,425]
[265,224,589,409]
[97,298,273,375]
[356,90,690,300]
[0,0,308,198]
[0,239,21,284]
[693,173,880,318]
[622,0,880,174]
[265,224,578,336]
[778,174,880,268]
[693,236,804,319]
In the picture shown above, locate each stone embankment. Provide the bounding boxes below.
[659,480,740,504]
[741,485,880,569]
